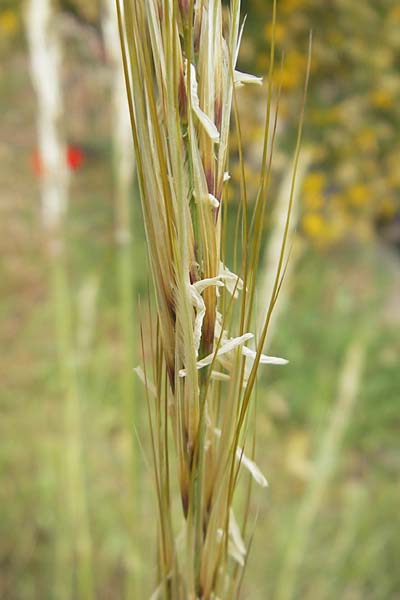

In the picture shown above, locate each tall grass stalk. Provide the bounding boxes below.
[313,481,367,598]
[257,150,311,346]
[117,1,309,597]
[275,337,366,600]
[25,2,93,597]
[102,2,140,594]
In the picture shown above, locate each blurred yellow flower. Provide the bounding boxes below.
[303,172,325,210]
[264,22,285,43]
[347,184,371,207]
[356,129,377,152]
[276,51,306,90]
[302,212,326,238]
[370,89,394,109]
[0,9,18,36]
[303,172,325,195]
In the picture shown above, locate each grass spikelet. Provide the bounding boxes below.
[117,1,309,597]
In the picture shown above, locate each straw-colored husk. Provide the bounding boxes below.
[117,1,309,597]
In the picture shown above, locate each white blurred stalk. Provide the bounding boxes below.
[274,338,367,600]
[26,0,68,231]
[25,1,93,598]
[257,150,311,347]
[102,1,139,595]
[102,0,135,246]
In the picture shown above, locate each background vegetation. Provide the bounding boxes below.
[1,1,399,598]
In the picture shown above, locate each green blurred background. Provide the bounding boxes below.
[1,1,399,598]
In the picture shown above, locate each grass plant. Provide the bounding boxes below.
[274,337,367,600]
[117,1,310,597]
[25,1,93,597]
[2,3,399,599]
[257,149,311,345]
[102,2,139,595]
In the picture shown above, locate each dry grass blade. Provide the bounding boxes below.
[117,1,308,597]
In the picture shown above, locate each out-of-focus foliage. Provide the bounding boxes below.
[60,0,100,24]
[5,1,399,248]
[241,0,400,247]
[0,7,20,50]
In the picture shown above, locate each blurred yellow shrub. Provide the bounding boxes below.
[241,0,400,247]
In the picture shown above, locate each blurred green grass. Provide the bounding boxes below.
[1,3,400,599]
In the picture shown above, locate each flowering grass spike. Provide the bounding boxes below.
[117,1,308,597]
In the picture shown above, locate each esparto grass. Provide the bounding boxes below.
[117,1,310,598]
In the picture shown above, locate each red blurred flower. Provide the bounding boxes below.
[31,145,85,175]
